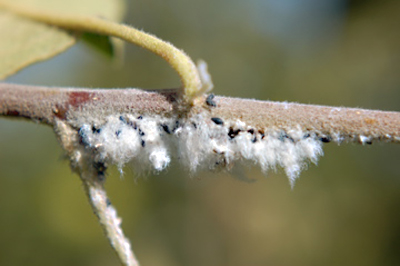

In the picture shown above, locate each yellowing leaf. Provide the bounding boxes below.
[0,0,125,79]
[7,0,125,21]
[0,10,75,79]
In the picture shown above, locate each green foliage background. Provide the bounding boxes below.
[0,1,399,265]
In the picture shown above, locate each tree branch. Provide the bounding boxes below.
[1,82,399,263]
[1,83,399,144]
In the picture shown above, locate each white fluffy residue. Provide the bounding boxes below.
[77,113,324,186]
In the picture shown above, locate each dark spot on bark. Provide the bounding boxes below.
[53,104,68,119]
[68,92,92,108]
[6,110,20,116]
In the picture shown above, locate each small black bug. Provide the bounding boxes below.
[172,120,180,132]
[278,132,294,143]
[78,127,90,146]
[206,93,217,107]
[106,198,112,207]
[258,130,265,140]
[92,126,101,134]
[228,128,241,139]
[160,124,171,134]
[211,117,224,125]
[94,162,107,180]
[319,136,332,143]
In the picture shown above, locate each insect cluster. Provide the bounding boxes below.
[75,103,324,186]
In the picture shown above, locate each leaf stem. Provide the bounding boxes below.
[0,1,203,104]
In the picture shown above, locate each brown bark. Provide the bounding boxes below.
[1,82,399,143]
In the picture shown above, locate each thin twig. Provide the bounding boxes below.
[54,119,139,266]
[1,83,399,143]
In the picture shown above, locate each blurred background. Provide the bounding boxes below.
[1,0,399,265]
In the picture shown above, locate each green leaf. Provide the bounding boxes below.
[0,10,76,79]
[0,0,125,79]
[81,32,115,58]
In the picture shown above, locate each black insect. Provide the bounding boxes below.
[259,130,265,140]
[78,127,90,146]
[172,120,180,132]
[319,136,332,143]
[94,161,107,180]
[138,129,145,136]
[106,198,112,207]
[206,93,217,107]
[228,128,241,139]
[115,130,122,137]
[137,115,143,120]
[211,117,224,125]
[141,140,146,147]
[120,116,138,129]
[119,115,127,123]
[279,132,294,143]
[160,124,171,134]
[246,129,257,143]
[78,127,86,137]
[92,126,101,134]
